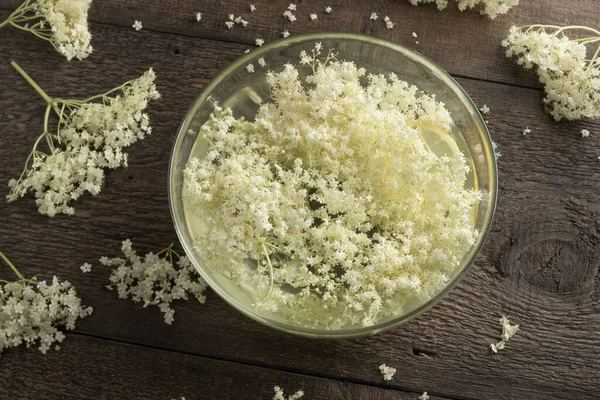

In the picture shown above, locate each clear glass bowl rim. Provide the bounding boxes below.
[168,32,498,339]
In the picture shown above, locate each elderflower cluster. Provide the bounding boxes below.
[3,0,93,60]
[0,276,93,355]
[379,364,396,381]
[101,240,208,325]
[7,68,160,216]
[273,386,304,400]
[408,0,519,19]
[183,44,480,330]
[502,25,600,121]
[490,315,519,353]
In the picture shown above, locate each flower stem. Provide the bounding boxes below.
[0,18,10,29]
[11,61,54,106]
[0,250,25,281]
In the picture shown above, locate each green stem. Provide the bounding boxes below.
[554,25,600,37]
[70,80,134,104]
[260,241,274,302]
[11,61,54,106]
[0,18,10,29]
[587,43,600,72]
[14,132,49,184]
[156,243,175,257]
[0,250,25,281]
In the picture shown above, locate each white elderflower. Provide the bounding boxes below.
[258,57,267,68]
[379,364,396,381]
[225,21,234,29]
[132,20,142,31]
[283,10,297,22]
[503,25,600,121]
[282,30,290,38]
[288,4,297,11]
[246,63,255,73]
[490,315,519,353]
[6,63,160,217]
[256,38,265,46]
[383,16,395,29]
[408,0,449,11]
[273,386,304,400]
[196,12,202,22]
[370,12,379,20]
[581,129,590,138]
[325,6,332,13]
[419,393,430,400]
[101,240,208,325]
[250,4,256,12]
[0,0,93,60]
[480,104,490,114]
[408,0,518,19]
[523,127,531,135]
[183,43,480,330]
[0,250,92,355]
[412,32,418,38]
[310,13,317,21]
[80,262,92,273]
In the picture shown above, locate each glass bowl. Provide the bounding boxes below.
[168,32,497,338]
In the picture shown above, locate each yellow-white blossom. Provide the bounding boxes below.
[0,251,92,355]
[409,0,519,19]
[101,240,208,325]
[503,25,600,121]
[1,0,93,60]
[183,44,480,329]
[6,64,160,216]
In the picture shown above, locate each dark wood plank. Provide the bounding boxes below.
[2,0,598,88]
[0,334,443,400]
[1,7,600,400]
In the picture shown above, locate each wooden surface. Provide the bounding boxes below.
[1,1,600,399]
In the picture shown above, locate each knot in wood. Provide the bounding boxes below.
[506,238,593,294]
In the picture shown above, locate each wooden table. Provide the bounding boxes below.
[1,1,599,399]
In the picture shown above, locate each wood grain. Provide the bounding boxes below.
[2,0,599,89]
[0,334,443,400]
[1,2,600,400]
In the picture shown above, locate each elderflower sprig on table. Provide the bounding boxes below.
[408,0,519,19]
[0,0,93,61]
[503,25,600,121]
[99,240,208,325]
[0,250,92,355]
[6,62,160,217]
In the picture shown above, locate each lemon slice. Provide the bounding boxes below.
[406,119,479,227]
[406,120,461,158]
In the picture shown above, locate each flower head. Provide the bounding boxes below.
[102,240,208,325]
[7,65,160,216]
[503,25,600,121]
[409,0,518,19]
[0,250,92,355]
[2,0,93,60]
[132,20,143,31]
